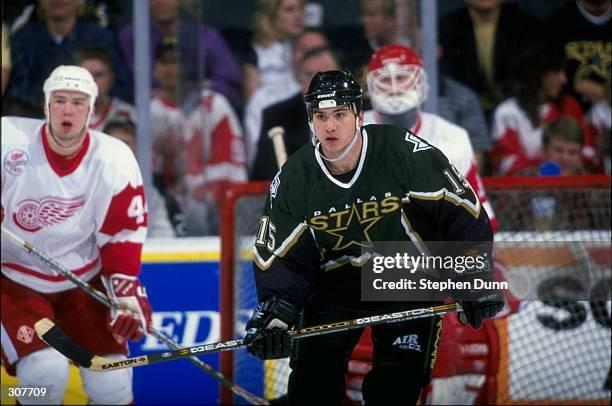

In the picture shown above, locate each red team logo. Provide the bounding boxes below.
[13,196,86,232]
[16,325,34,344]
[3,149,29,175]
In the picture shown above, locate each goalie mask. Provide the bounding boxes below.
[43,65,98,125]
[367,44,428,114]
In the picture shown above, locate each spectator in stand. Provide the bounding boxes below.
[361,0,416,51]
[119,0,242,107]
[7,0,130,117]
[241,0,305,101]
[244,28,328,167]
[491,43,595,176]
[439,0,541,124]
[149,40,246,235]
[544,0,611,112]
[182,88,248,236]
[339,0,419,90]
[149,40,190,207]
[250,45,339,180]
[76,46,136,132]
[104,120,185,237]
[540,116,586,176]
[2,23,10,96]
[545,0,611,173]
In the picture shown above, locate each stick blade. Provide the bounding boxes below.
[34,318,94,368]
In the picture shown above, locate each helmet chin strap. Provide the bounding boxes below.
[311,115,361,163]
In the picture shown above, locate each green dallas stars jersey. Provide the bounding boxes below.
[252,124,493,310]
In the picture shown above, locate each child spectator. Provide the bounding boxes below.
[540,116,586,176]
[76,46,136,131]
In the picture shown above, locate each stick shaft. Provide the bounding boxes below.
[37,303,457,372]
[2,226,268,405]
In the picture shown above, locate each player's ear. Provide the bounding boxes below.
[358,110,365,126]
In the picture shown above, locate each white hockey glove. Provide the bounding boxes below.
[102,273,153,341]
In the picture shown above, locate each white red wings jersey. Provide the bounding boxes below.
[184,89,247,205]
[88,96,136,131]
[365,110,497,231]
[1,117,148,293]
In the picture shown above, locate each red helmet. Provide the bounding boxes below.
[367,44,428,114]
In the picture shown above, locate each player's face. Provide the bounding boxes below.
[46,90,91,147]
[544,137,583,175]
[312,106,363,157]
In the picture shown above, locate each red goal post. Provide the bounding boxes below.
[220,175,611,404]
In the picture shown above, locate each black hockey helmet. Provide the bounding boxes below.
[303,69,363,116]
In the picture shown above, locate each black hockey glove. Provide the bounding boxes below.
[244,296,300,360]
[456,270,505,329]
[457,292,505,328]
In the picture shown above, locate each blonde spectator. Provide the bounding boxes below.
[242,0,305,100]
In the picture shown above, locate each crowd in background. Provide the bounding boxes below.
[2,0,610,237]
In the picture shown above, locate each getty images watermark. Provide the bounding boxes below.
[361,241,508,301]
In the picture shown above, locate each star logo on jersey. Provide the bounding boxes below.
[404,132,432,152]
[13,196,86,232]
[324,204,382,251]
[3,149,29,175]
[565,41,611,83]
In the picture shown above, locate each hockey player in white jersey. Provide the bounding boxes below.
[365,44,496,230]
[1,65,153,405]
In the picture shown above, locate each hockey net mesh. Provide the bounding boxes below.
[221,176,611,404]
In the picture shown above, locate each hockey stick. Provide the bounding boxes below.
[1,226,268,405]
[35,303,458,372]
[268,126,287,168]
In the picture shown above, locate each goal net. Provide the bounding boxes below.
[220,176,611,405]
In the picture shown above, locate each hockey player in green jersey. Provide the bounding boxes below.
[243,69,504,404]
